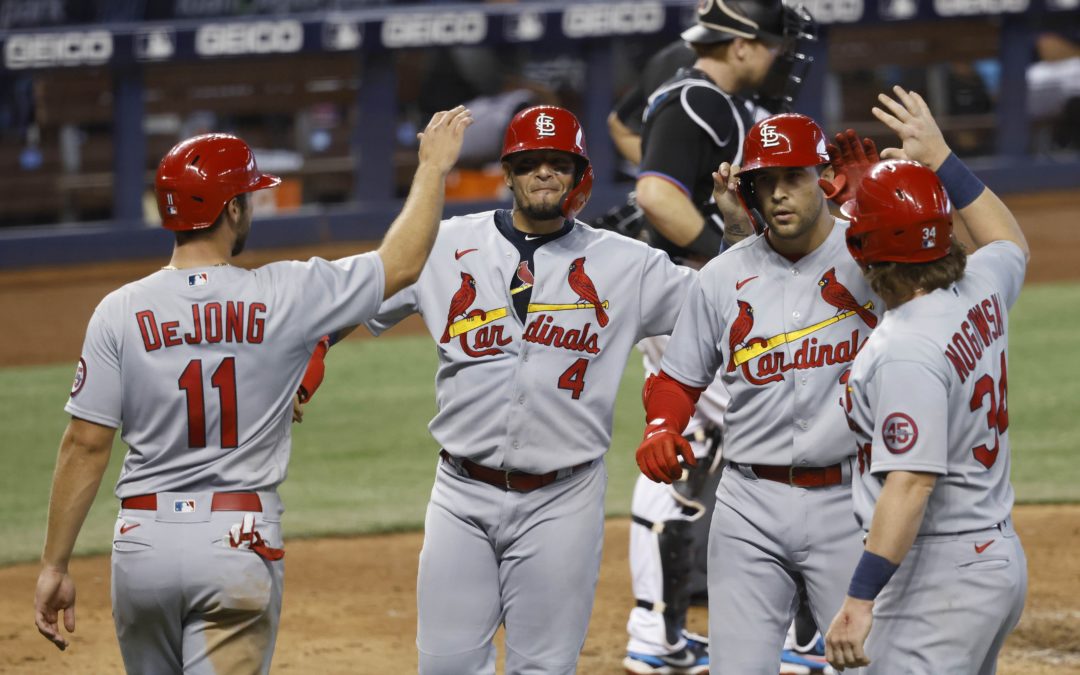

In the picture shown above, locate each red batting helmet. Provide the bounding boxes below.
[501,105,593,221]
[740,113,829,174]
[155,134,281,232]
[841,160,953,266]
[737,113,828,232]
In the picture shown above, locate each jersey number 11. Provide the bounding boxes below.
[179,358,239,448]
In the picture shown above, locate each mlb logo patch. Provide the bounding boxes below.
[188,272,209,287]
[173,499,197,513]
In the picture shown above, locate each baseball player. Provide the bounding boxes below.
[825,87,1029,673]
[623,4,820,672]
[634,112,884,673]
[32,108,472,673]
[361,105,695,675]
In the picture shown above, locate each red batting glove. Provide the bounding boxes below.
[636,423,696,484]
[819,129,881,207]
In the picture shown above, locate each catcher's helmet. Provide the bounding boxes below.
[682,1,818,114]
[736,113,827,231]
[682,0,786,44]
[842,160,953,266]
[501,105,593,221]
[155,134,281,232]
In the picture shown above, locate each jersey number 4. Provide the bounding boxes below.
[969,351,1009,469]
[179,358,238,448]
[558,358,589,400]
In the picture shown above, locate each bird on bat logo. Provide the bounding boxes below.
[441,272,479,343]
[819,267,878,328]
[567,257,609,327]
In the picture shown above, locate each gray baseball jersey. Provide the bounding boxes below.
[366,209,693,673]
[66,255,384,498]
[656,218,879,673]
[65,253,384,675]
[849,241,1029,674]
[661,219,882,467]
[367,210,694,473]
[847,241,1027,534]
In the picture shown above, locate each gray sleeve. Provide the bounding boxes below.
[64,307,122,428]
[969,241,1027,309]
[636,247,695,341]
[867,359,949,476]
[364,281,421,336]
[265,252,386,345]
[659,273,725,387]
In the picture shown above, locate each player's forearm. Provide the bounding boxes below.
[863,470,937,565]
[377,163,448,297]
[643,371,705,435]
[608,112,642,165]
[635,177,704,247]
[956,188,1029,259]
[41,420,115,571]
[935,154,1029,259]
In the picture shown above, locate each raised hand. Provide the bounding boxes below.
[417,106,474,175]
[712,162,755,237]
[819,129,880,206]
[872,86,951,170]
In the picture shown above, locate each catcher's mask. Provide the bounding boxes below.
[501,105,593,221]
[155,134,280,232]
[842,160,953,267]
[737,113,829,233]
[682,0,818,113]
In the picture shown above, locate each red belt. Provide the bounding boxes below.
[121,492,263,511]
[736,462,844,488]
[440,450,590,492]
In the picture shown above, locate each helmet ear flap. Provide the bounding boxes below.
[562,165,593,221]
[736,178,767,235]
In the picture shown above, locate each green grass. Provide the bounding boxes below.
[1,282,1076,565]
[1005,282,1080,502]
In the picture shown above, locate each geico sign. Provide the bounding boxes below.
[381,12,487,47]
[4,31,113,69]
[796,0,864,23]
[934,0,1028,14]
[562,2,665,38]
[195,20,304,56]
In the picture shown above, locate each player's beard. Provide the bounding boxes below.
[515,186,567,222]
[518,200,564,221]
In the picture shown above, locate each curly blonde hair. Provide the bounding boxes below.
[863,240,968,308]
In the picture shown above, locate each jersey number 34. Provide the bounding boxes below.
[969,351,1009,469]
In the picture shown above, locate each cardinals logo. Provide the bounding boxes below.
[727,301,754,372]
[759,122,782,148]
[727,271,877,385]
[512,261,534,296]
[535,112,556,137]
[440,272,512,357]
[567,257,609,327]
[441,272,481,343]
[819,268,878,328]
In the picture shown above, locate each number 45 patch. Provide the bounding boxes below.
[882,413,918,454]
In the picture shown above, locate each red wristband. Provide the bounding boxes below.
[297,335,331,403]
